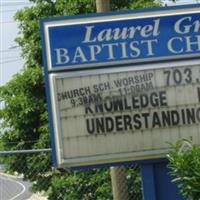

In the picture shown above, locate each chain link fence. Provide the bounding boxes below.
[0,150,142,200]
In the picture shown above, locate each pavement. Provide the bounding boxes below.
[0,172,47,200]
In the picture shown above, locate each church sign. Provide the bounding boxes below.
[40,5,200,168]
[42,6,200,71]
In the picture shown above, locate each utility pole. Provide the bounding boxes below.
[95,1,129,199]
[96,0,110,13]
[110,166,130,200]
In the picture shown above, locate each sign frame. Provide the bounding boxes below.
[40,5,200,168]
[50,59,200,168]
[40,5,200,71]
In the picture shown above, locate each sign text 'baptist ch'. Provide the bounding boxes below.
[45,10,200,70]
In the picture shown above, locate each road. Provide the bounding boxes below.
[0,174,33,200]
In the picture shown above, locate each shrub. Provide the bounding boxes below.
[167,139,200,200]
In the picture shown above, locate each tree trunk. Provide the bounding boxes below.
[96,0,110,13]
[95,1,129,199]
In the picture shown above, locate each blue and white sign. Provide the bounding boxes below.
[40,5,200,168]
[41,6,200,71]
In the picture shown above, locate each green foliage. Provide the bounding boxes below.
[129,0,159,9]
[48,166,142,200]
[0,66,51,184]
[0,67,49,150]
[48,169,112,200]
[127,165,142,199]
[111,0,159,10]
[167,140,200,200]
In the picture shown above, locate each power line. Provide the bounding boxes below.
[1,0,29,2]
[2,56,21,60]
[0,5,32,14]
[0,9,18,13]
[0,50,20,53]
[0,21,17,24]
[0,58,23,64]
[1,0,28,1]
[1,3,30,7]
[0,48,20,53]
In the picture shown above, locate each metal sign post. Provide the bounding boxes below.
[141,161,185,200]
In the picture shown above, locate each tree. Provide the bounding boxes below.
[0,0,159,198]
[0,67,51,191]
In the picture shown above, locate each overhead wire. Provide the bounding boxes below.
[0,9,18,13]
[2,55,21,60]
[1,3,30,7]
[0,49,20,53]
[0,21,17,24]
[0,1,31,13]
[0,59,23,64]
[0,1,28,86]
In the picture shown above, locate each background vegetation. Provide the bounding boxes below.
[167,140,200,200]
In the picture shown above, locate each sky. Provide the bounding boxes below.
[0,0,31,86]
[0,0,199,86]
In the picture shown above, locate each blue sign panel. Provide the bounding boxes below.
[41,6,200,71]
